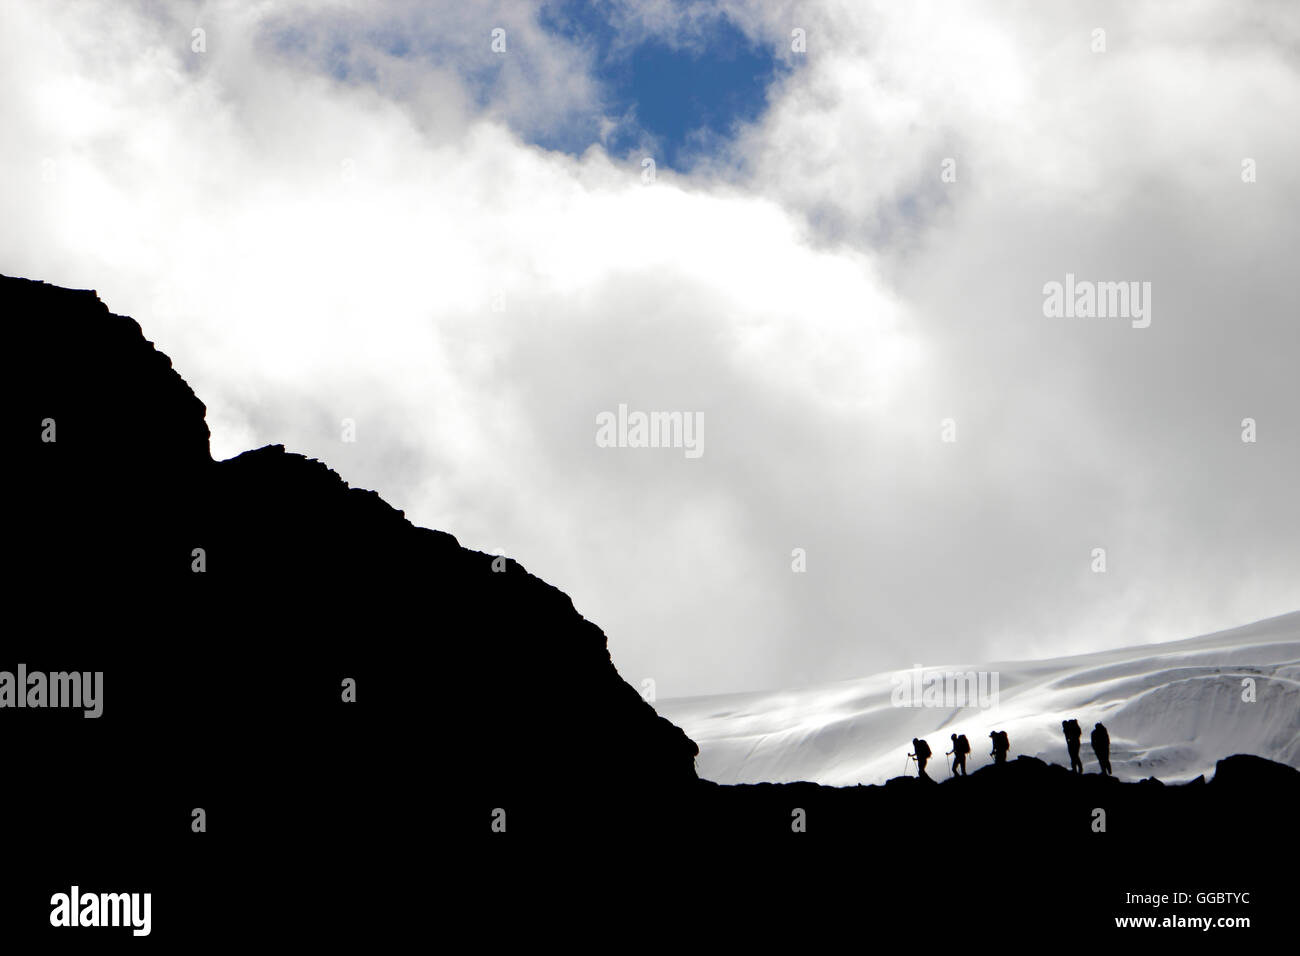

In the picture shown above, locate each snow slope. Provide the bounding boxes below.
[655,612,1300,786]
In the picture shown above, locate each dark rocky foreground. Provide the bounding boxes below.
[3,273,1294,944]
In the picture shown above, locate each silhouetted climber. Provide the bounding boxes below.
[1063,718,1084,773]
[1091,722,1112,775]
[910,737,932,778]
[989,730,1010,765]
[947,732,970,776]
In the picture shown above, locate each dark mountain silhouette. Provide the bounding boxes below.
[6,271,695,772]
[4,272,1295,942]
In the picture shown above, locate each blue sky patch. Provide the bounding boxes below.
[540,1,788,169]
[266,4,788,171]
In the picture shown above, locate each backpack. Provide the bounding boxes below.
[956,734,970,755]
[916,739,931,759]
[995,731,1009,751]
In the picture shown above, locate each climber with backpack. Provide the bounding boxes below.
[1091,722,1112,776]
[910,737,932,778]
[989,729,1010,765]
[1063,718,1084,773]
[946,732,970,776]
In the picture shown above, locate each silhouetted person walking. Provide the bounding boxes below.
[947,732,970,776]
[1063,718,1084,773]
[911,737,932,778]
[1091,722,1112,775]
[989,730,1010,765]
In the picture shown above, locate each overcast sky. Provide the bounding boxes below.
[3,0,1297,696]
